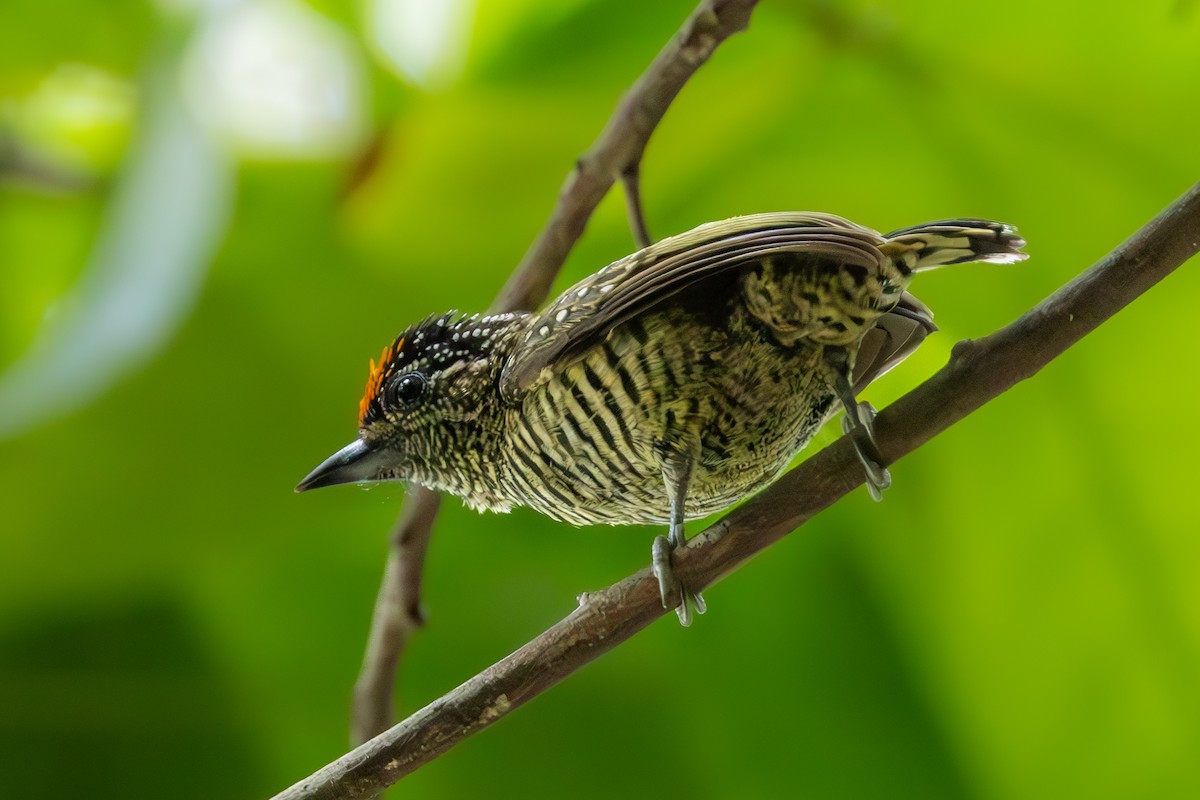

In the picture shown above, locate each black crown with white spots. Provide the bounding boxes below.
[358,311,523,428]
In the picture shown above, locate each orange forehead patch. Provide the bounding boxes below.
[358,337,403,425]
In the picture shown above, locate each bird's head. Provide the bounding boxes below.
[296,312,522,492]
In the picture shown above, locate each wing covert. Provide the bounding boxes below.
[499,212,888,400]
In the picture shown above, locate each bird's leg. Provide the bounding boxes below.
[825,347,891,501]
[652,442,706,626]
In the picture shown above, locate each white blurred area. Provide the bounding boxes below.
[181,0,367,159]
[367,0,475,89]
[0,53,232,441]
[7,0,486,170]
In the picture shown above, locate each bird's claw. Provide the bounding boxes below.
[652,534,706,627]
[842,401,891,502]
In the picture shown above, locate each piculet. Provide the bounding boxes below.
[298,212,1027,624]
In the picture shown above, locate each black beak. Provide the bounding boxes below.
[295,439,391,492]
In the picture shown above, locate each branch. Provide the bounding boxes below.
[349,487,440,745]
[491,0,760,314]
[349,0,763,745]
[273,177,1200,798]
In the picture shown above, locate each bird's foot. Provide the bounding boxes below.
[842,401,891,502]
[651,534,706,627]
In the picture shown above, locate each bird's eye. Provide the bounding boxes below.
[389,373,427,408]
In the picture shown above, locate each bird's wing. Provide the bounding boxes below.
[500,213,887,400]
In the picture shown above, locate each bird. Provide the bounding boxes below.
[297,212,1027,625]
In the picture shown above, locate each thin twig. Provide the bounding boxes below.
[271,178,1200,800]
[621,164,653,248]
[349,0,762,745]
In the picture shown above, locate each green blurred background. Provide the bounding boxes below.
[3,0,1199,797]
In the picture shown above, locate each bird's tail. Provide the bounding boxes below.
[881,219,1028,272]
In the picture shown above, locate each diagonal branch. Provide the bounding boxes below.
[350,0,763,745]
[491,0,760,314]
[274,177,1200,799]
